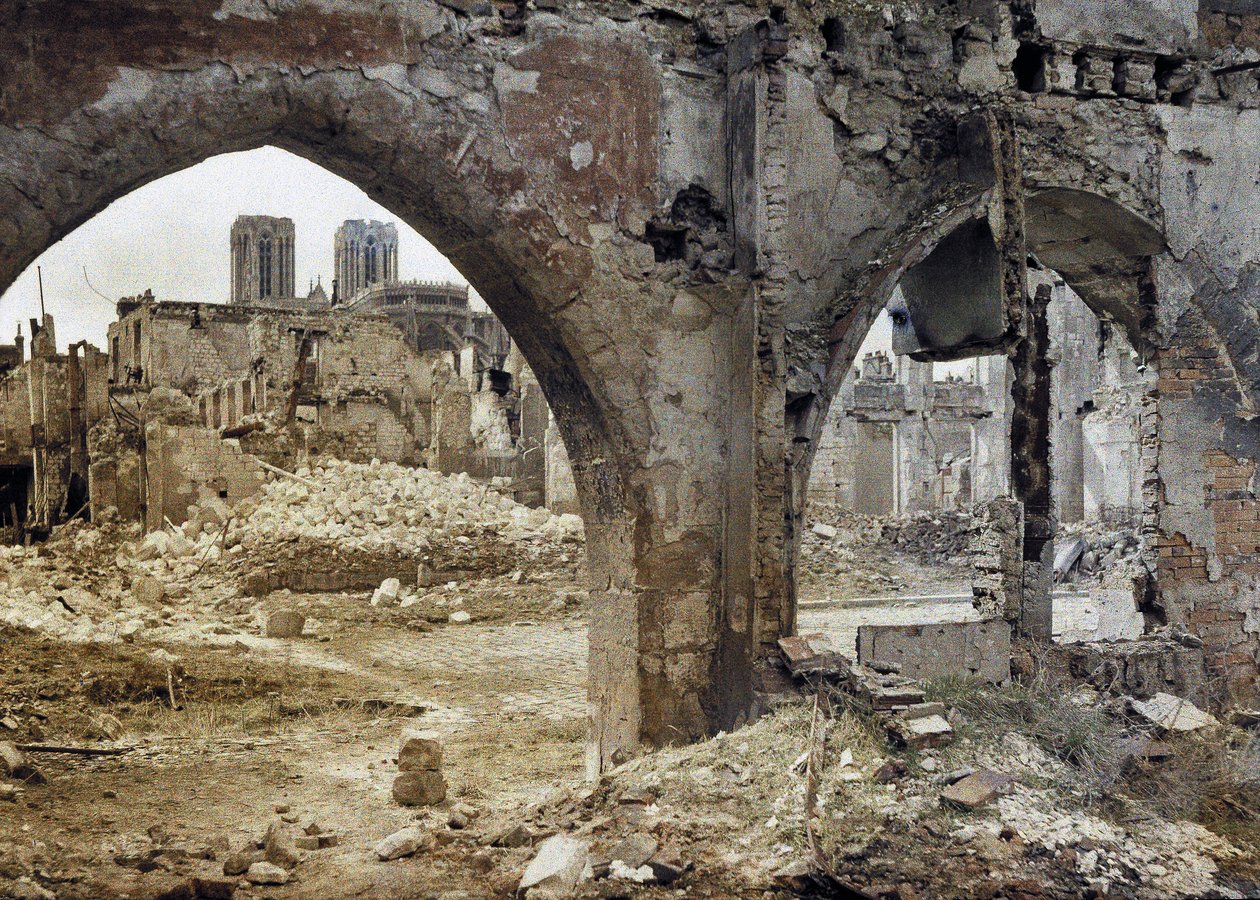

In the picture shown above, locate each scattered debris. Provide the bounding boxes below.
[941,769,1016,809]
[375,826,433,861]
[1130,693,1219,733]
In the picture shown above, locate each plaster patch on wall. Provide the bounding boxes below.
[493,64,540,97]
[93,67,157,112]
[570,141,594,171]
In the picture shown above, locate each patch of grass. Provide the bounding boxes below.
[926,671,1133,805]
[1125,728,1260,875]
[927,669,1260,868]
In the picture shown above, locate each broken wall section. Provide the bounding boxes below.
[145,422,265,534]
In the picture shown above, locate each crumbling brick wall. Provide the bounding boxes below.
[144,423,265,532]
[1155,309,1260,700]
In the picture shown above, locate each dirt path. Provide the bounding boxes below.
[0,586,591,899]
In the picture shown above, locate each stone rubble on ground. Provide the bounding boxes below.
[519,834,589,898]
[1129,692,1219,732]
[375,825,433,861]
[233,460,583,555]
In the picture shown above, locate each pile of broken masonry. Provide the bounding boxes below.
[0,458,585,647]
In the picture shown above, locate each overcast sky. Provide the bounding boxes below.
[0,146,478,351]
[0,144,972,378]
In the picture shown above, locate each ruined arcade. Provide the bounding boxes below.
[2,0,1260,896]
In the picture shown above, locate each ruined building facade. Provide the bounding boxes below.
[812,280,1150,527]
[6,0,1260,770]
[0,316,109,541]
[342,280,510,370]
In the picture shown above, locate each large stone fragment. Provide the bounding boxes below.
[608,833,657,868]
[857,620,1010,684]
[0,741,44,784]
[371,577,401,607]
[777,633,848,677]
[265,610,306,639]
[263,820,301,869]
[131,574,166,605]
[392,770,447,806]
[375,825,433,861]
[1043,637,1207,702]
[519,834,589,898]
[886,707,954,750]
[398,731,443,771]
[245,861,289,885]
[223,848,264,876]
[1130,693,1218,733]
[940,769,1015,809]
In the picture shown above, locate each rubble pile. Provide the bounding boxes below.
[805,504,974,564]
[0,524,151,644]
[1055,524,1146,583]
[799,504,976,600]
[870,509,975,562]
[230,459,584,553]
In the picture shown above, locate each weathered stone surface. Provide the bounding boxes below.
[519,834,588,898]
[940,770,1016,809]
[858,621,1010,684]
[1045,639,1207,703]
[265,610,306,639]
[244,861,289,885]
[1130,693,1219,732]
[371,577,401,607]
[887,713,954,750]
[0,741,43,784]
[375,825,433,861]
[392,770,446,807]
[398,731,442,771]
[222,849,264,876]
[608,833,657,869]
[263,820,301,869]
[131,574,166,605]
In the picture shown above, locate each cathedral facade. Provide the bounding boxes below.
[228,214,508,370]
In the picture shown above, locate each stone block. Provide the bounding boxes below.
[857,620,1010,683]
[887,712,954,750]
[265,610,306,638]
[392,770,447,806]
[398,731,443,771]
[1044,638,1207,703]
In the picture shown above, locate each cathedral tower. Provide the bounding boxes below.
[334,220,399,302]
[231,215,296,305]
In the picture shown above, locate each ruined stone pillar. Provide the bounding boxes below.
[1010,282,1056,639]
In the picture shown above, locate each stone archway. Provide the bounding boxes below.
[791,174,1171,645]
[0,7,768,771]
